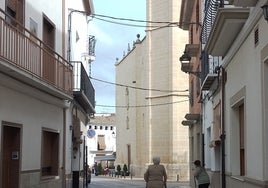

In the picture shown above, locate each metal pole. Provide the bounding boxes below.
[83,136,85,188]
[221,67,226,188]
[86,145,88,188]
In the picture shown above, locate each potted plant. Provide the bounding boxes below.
[123,164,129,176]
[116,165,121,176]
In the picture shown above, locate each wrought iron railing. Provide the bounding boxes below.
[72,61,95,109]
[201,0,226,78]
[201,0,221,44]
[0,8,73,96]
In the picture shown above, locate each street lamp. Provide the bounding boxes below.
[179,50,191,63]
[179,50,201,78]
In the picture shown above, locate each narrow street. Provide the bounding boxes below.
[85,175,191,188]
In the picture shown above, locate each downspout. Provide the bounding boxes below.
[62,108,66,188]
[220,67,226,188]
[62,0,66,187]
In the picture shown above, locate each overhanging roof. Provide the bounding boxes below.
[201,73,218,91]
[185,44,200,57]
[83,0,95,15]
[205,8,250,56]
[179,0,195,30]
[181,120,194,126]
[229,0,257,7]
[185,113,201,121]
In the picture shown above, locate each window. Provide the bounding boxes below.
[125,87,129,110]
[254,27,259,46]
[230,87,246,176]
[6,6,16,26]
[190,81,194,106]
[41,130,59,177]
[126,116,129,129]
[213,102,221,141]
[239,104,245,176]
[97,135,106,150]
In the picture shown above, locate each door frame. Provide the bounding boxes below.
[1,121,22,188]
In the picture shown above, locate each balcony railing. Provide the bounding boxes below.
[0,8,73,97]
[72,61,95,114]
[201,0,221,44]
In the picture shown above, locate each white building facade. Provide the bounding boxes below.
[0,0,95,187]
[87,113,116,169]
[0,0,72,187]
[200,0,268,187]
[65,0,95,187]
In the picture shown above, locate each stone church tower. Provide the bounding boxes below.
[115,0,189,181]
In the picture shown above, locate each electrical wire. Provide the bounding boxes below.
[96,99,189,108]
[91,13,185,29]
[90,76,189,93]
[92,13,179,24]
[91,13,201,29]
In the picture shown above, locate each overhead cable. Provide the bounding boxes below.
[90,76,189,93]
[96,99,189,108]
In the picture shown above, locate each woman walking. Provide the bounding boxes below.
[193,160,210,188]
[144,157,167,188]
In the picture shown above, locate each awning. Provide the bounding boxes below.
[94,154,116,161]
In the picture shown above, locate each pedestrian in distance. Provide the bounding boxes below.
[193,160,210,188]
[144,156,167,188]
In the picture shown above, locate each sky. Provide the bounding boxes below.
[89,0,146,114]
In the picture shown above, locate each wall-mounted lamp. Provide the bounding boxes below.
[179,51,191,63]
[261,5,268,22]
[112,131,116,138]
[179,51,201,78]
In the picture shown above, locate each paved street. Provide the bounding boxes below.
[84,175,191,188]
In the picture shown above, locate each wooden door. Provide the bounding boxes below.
[42,15,55,84]
[2,124,21,188]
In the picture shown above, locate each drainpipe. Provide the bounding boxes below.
[220,67,226,188]
[62,108,66,188]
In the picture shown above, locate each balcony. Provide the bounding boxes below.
[229,0,257,7]
[204,7,250,56]
[72,61,95,114]
[0,8,73,99]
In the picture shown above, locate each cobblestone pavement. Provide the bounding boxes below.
[82,175,191,188]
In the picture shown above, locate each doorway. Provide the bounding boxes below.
[2,123,21,188]
[42,14,55,84]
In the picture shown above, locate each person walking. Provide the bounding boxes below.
[144,156,167,188]
[193,160,210,188]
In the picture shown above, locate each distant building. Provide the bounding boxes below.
[115,0,190,181]
[87,113,116,169]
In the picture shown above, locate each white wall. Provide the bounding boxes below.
[25,0,63,55]
[0,75,64,171]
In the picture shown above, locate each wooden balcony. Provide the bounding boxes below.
[0,8,73,99]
